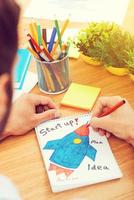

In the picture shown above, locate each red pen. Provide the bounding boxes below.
[87,99,126,127]
[99,99,126,117]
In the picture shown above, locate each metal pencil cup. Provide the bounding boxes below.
[35,55,71,94]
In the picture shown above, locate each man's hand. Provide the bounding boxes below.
[2,94,60,139]
[90,96,134,146]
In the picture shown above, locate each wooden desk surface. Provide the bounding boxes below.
[0,1,134,200]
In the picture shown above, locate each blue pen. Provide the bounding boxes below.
[48,27,57,52]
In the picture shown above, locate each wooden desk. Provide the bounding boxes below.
[0,1,134,200]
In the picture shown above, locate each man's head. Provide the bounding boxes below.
[0,0,20,132]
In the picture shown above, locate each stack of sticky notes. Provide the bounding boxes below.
[61,83,101,110]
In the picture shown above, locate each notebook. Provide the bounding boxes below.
[35,113,122,192]
[61,83,101,110]
[14,49,31,89]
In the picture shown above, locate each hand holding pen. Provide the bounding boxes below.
[90,96,134,146]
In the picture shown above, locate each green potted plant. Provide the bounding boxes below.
[124,49,134,81]
[75,22,122,66]
[75,22,134,76]
[102,30,134,76]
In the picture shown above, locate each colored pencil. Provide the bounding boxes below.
[50,65,64,90]
[29,22,36,41]
[37,23,42,46]
[42,28,47,46]
[40,49,49,62]
[32,20,38,43]
[27,35,37,52]
[48,27,57,52]
[60,19,69,36]
[40,45,54,61]
[41,45,64,89]
[58,43,67,59]
[51,19,69,56]
[27,33,41,52]
[54,19,62,49]
[41,66,52,92]
[27,35,46,61]
[44,67,55,91]
[41,37,48,50]
[27,46,39,59]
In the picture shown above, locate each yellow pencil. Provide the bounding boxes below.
[42,66,52,92]
[27,46,39,59]
[29,23,36,40]
[60,19,70,37]
[45,67,56,91]
[52,67,64,89]
[32,20,38,43]
[51,19,69,57]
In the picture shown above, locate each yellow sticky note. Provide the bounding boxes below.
[61,83,101,110]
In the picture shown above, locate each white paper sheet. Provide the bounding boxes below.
[35,113,122,192]
[24,0,129,24]
[13,71,38,102]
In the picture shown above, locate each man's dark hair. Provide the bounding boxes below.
[0,0,20,76]
[0,0,20,133]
